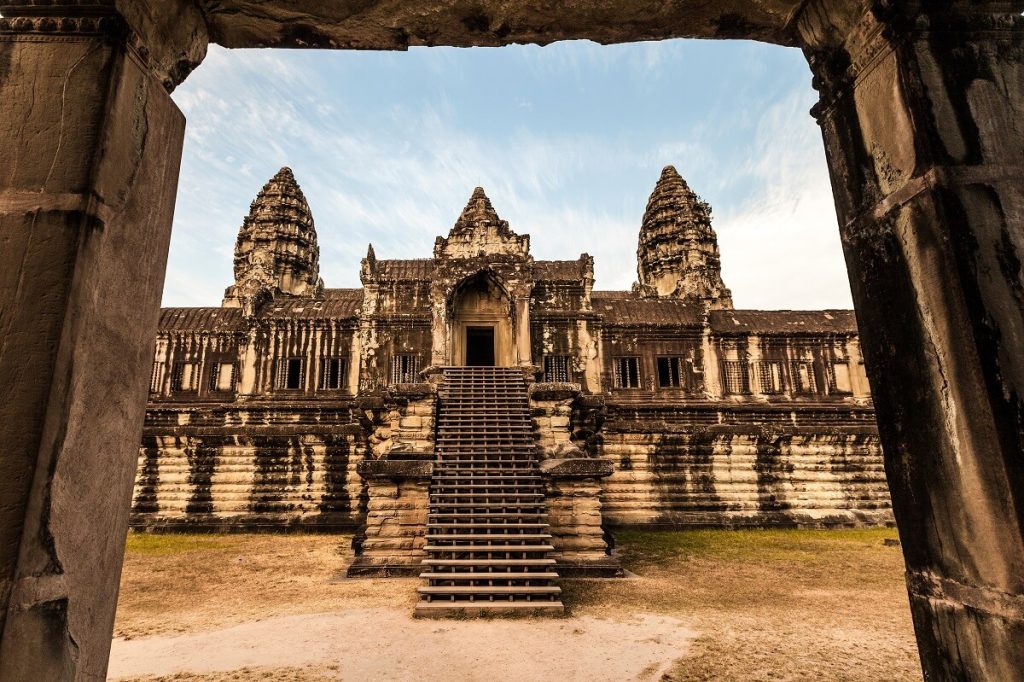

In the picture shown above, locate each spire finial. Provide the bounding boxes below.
[452,186,507,235]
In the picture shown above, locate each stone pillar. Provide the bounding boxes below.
[514,295,532,366]
[430,297,448,367]
[529,382,579,457]
[797,3,1024,678]
[539,459,621,577]
[0,2,205,678]
[347,460,432,577]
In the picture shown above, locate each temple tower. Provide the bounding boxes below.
[223,167,323,315]
[636,165,733,309]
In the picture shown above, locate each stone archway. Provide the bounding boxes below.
[1,2,1022,679]
[449,272,515,367]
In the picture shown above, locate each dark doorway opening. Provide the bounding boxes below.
[466,326,495,366]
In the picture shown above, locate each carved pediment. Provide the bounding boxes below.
[434,187,530,261]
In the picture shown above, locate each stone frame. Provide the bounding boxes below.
[1,1,1022,679]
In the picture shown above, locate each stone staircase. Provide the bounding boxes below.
[414,367,564,616]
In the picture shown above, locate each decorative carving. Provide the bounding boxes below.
[800,0,1024,120]
[635,165,733,309]
[433,186,530,261]
[222,167,324,315]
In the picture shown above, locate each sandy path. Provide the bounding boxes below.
[108,607,696,681]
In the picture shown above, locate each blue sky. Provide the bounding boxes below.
[165,39,853,310]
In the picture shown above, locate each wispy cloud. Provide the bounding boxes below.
[714,91,852,309]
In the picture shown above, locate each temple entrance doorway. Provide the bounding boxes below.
[450,272,514,366]
[465,326,496,366]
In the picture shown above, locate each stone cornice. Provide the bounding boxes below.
[797,0,1024,120]
[0,0,209,91]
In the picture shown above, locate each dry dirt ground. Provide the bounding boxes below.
[110,529,921,681]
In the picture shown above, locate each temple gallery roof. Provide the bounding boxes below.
[709,309,858,335]
[159,307,244,331]
[159,291,857,333]
[591,292,702,326]
[263,289,363,319]
[160,289,363,330]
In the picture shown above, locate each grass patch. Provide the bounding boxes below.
[614,527,900,571]
[125,533,239,557]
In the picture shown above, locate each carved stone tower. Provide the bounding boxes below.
[223,167,323,315]
[636,165,733,309]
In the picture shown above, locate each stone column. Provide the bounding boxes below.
[539,458,621,577]
[0,2,205,678]
[514,295,532,366]
[797,3,1023,678]
[347,460,433,576]
[429,294,449,367]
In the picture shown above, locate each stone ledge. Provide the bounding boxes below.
[385,445,434,460]
[356,459,434,480]
[529,382,581,401]
[345,556,423,578]
[556,558,625,578]
[539,458,614,479]
[388,382,436,399]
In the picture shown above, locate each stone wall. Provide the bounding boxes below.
[131,393,891,532]
[131,404,366,531]
[347,385,437,574]
[599,410,891,527]
[361,383,437,459]
[529,382,579,458]
[348,461,432,576]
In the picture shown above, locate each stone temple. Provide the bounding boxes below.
[136,164,890,612]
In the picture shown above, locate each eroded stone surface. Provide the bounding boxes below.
[191,0,804,50]
[798,2,1024,678]
[3,0,1022,677]
[0,3,189,678]
[636,165,733,308]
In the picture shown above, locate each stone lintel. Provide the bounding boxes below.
[0,0,209,92]
[195,1,804,51]
[539,458,614,479]
[356,459,433,481]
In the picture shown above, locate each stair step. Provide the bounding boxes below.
[418,585,561,595]
[413,602,564,616]
[417,367,563,617]
[434,466,536,472]
[429,512,546,519]
[421,572,561,580]
[432,474,539,478]
[429,523,548,530]
[424,546,555,554]
[423,559,556,566]
[423,532,552,540]
[429,501,546,506]
[430,491,548,497]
